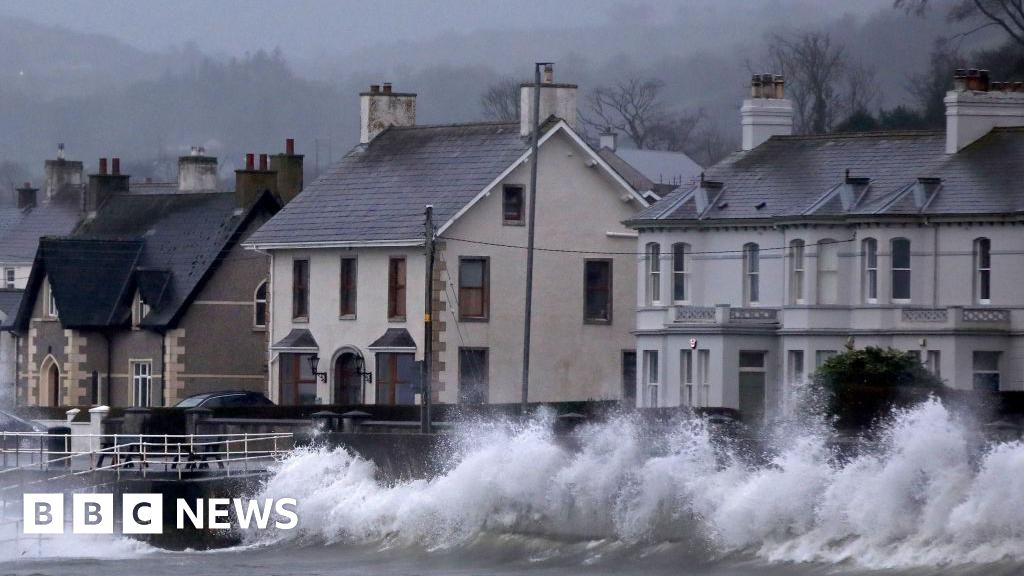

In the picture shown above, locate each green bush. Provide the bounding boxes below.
[814,346,944,431]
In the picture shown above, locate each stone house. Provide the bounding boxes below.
[246,67,652,406]
[627,71,1024,420]
[12,145,302,407]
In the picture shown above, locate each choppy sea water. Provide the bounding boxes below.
[3,397,1024,575]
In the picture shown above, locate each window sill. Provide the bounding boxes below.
[292,317,309,324]
[459,316,489,323]
[253,326,267,333]
[503,220,525,227]
[892,299,912,305]
[339,314,357,321]
[388,317,407,323]
[584,318,612,326]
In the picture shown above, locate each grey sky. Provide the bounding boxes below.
[0,0,891,60]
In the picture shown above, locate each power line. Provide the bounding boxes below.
[438,234,859,256]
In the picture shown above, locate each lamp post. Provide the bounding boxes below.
[308,354,328,383]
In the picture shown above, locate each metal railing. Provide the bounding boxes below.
[0,432,293,486]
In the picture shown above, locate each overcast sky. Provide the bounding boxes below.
[0,0,892,60]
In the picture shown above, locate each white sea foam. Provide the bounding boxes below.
[254,398,1024,569]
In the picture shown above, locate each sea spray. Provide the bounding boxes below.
[253,398,1024,568]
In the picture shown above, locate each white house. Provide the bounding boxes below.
[246,67,650,406]
[627,71,1024,421]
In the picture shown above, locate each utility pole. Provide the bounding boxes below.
[421,205,435,434]
[521,62,551,412]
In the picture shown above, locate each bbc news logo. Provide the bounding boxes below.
[23,494,298,534]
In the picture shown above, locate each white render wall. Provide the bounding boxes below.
[635,220,1024,413]
[266,129,643,404]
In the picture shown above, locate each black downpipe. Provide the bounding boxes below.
[104,331,112,406]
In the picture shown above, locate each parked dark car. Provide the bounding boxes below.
[174,390,275,409]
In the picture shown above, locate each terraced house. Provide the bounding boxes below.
[628,71,1024,420]
[13,146,302,406]
[247,67,652,406]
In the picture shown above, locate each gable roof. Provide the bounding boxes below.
[14,191,278,332]
[0,198,82,266]
[0,289,22,330]
[247,120,645,248]
[629,128,1024,226]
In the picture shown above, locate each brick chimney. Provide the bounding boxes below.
[360,83,417,144]
[235,152,279,207]
[519,64,578,136]
[44,143,84,201]
[178,147,219,192]
[945,68,1024,153]
[741,73,794,151]
[16,182,38,210]
[270,138,304,204]
[599,129,617,151]
[86,156,130,212]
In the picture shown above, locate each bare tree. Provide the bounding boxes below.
[768,31,848,134]
[480,78,521,122]
[844,61,880,116]
[581,76,705,152]
[897,0,1024,48]
[689,124,733,168]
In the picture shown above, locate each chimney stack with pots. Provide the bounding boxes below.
[270,138,304,204]
[16,181,38,210]
[519,63,578,136]
[86,156,129,212]
[235,149,279,208]
[44,143,84,202]
[360,82,417,144]
[178,148,219,193]
[945,68,1024,153]
[741,73,793,151]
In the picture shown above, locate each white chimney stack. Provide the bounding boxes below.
[360,83,417,144]
[945,68,1024,153]
[741,73,793,151]
[520,64,578,136]
[599,130,617,151]
[178,151,218,193]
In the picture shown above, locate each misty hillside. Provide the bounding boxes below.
[0,0,1010,199]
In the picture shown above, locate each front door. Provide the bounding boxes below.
[334,353,363,405]
[738,351,767,424]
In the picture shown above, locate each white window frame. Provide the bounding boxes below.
[789,240,805,304]
[643,350,659,407]
[743,243,760,305]
[890,237,912,303]
[698,349,710,407]
[46,280,58,319]
[974,237,991,305]
[817,238,839,305]
[926,350,941,378]
[132,291,149,328]
[680,349,693,407]
[3,267,14,289]
[131,360,153,407]
[645,242,661,305]
[862,238,878,303]
[972,351,1001,391]
[788,349,804,384]
[672,243,690,304]
[254,280,268,329]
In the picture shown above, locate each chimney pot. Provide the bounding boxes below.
[543,63,554,84]
[111,157,120,175]
[246,153,255,170]
[99,158,108,175]
[750,74,762,98]
[57,143,65,160]
[259,153,268,171]
[370,84,380,94]
[24,181,30,188]
[774,75,785,99]
[286,138,295,155]
[382,82,392,94]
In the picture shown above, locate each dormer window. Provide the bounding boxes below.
[132,291,150,327]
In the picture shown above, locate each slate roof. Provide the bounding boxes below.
[271,328,319,351]
[614,148,703,188]
[247,122,532,246]
[14,191,278,331]
[0,289,23,330]
[597,148,656,194]
[629,128,1024,225]
[368,328,417,349]
[0,198,82,265]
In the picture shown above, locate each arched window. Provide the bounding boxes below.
[645,242,661,305]
[743,243,760,304]
[891,238,911,301]
[789,239,805,304]
[254,280,268,329]
[672,242,690,303]
[974,237,991,304]
[817,238,839,304]
[862,238,878,303]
